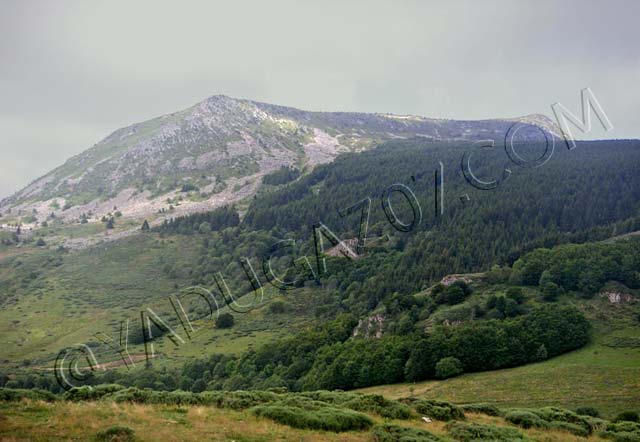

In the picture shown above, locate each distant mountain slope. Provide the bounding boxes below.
[0,95,558,226]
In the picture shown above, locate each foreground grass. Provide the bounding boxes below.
[0,398,615,442]
[0,400,371,442]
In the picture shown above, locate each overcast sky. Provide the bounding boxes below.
[1,0,638,198]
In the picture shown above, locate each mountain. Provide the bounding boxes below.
[0,95,559,227]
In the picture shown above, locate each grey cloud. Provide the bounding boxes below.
[0,0,638,198]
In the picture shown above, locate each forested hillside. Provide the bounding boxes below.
[1,139,639,416]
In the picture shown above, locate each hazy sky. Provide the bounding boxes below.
[1,0,638,198]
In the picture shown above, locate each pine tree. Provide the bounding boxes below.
[141,220,150,231]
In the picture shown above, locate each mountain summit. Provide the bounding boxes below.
[0,95,557,226]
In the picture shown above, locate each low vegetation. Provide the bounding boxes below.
[2,388,636,441]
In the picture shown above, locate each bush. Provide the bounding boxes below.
[268,300,288,314]
[549,420,590,437]
[504,298,521,317]
[412,399,465,421]
[0,388,58,402]
[615,411,640,423]
[505,410,549,429]
[251,404,373,432]
[549,421,591,437]
[461,403,502,417]
[296,391,411,420]
[180,183,198,192]
[582,415,608,432]
[65,384,125,401]
[435,357,464,379]
[436,285,467,305]
[506,287,525,304]
[505,406,606,435]
[601,421,640,442]
[108,387,156,403]
[198,222,211,234]
[447,422,527,442]
[342,394,412,420]
[576,406,600,417]
[542,282,561,301]
[529,406,593,434]
[96,426,135,442]
[216,313,234,329]
[372,424,443,442]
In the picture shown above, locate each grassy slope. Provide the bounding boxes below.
[0,233,316,369]
[0,399,612,442]
[357,291,640,418]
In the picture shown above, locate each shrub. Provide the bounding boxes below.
[447,422,528,442]
[505,410,549,429]
[506,287,525,304]
[251,404,373,432]
[180,183,198,192]
[582,415,608,432]
[600,421,640,442]
[461,403,502,417]
[65,384,125,401]
[436,285,468,305]
[435,357,464,379]
[542,282,562,301]
[0,388,58,402]
[108,387,155,403]
[431,284,445,295]
[213,390,279,410]
[536,407,592,429]
[504,298,521,317]
[296,391,411,419]
[576,406,600,417]
[412,399,465,421]
[615,411,640,423]
[96,425,135,442]
[505,406,607,435]
[268,300,288,314]
[549,420,590,437]
[372,423,443,442]
[342,394,412,420]
[216,313,235,329]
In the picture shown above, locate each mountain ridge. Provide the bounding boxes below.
[0,95,559,228]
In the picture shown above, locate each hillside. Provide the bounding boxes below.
[1,139,639,370]
[358,280,640,417]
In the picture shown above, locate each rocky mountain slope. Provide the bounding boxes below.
[0,95,558,227]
